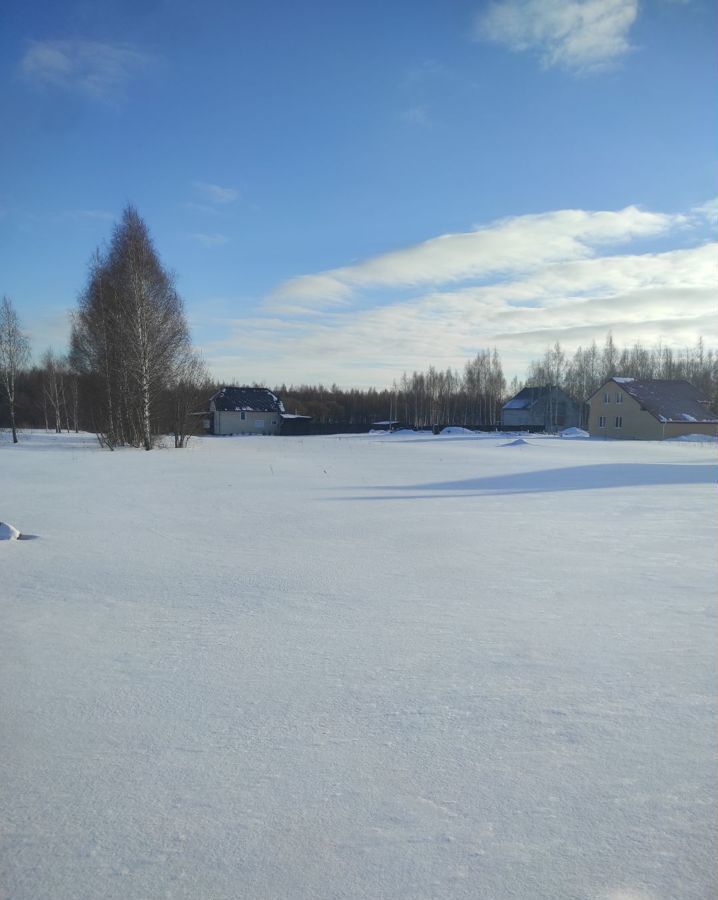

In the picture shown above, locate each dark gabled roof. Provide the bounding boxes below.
[605,378,718,424]
[210,386,285,413]
[502,385,572,410]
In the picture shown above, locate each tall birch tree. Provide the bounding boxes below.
[0,296,30,443]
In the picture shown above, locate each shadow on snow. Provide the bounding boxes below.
[343,463,717,500]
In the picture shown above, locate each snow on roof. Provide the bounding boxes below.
[610,378,718,424]
[211,387,285,414]
[502,386,574,411]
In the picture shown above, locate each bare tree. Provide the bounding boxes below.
[164,349,209,448]
[0,296,31,443]
[72,206,192,449]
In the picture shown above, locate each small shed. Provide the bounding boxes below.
[501,386,583,431]
[206,387,285,435]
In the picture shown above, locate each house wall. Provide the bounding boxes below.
[589,386,663,439]
[501,407,538,428]
[501,391,584,430]
[662,421,718,438]
[589,380,718,440]
[213,410,281,435]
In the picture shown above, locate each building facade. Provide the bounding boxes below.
[206,387,284,435]
[588,378,718,440]
[501,385,584,431]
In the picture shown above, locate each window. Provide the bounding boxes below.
[616,392,623,403]
[603,393,611,403]
[240,412,246,420]
[615,416,623,428]
[598,416,607,427]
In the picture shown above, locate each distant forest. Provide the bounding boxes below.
[2,327,717,436]
[271,335,718,427]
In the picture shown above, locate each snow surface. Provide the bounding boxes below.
[560,427,590,438]
[501,437,531,446]
[1,430,717,900]
[667,433,718,443]
[0,520,20,540]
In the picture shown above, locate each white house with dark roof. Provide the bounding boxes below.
[588,378,718,440]
[206,387,285,435]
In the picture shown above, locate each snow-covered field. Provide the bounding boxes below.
[1,430,716,900]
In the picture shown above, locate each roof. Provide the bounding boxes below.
[604,378,718,423]
[210,386,285,414]
[502,386,570,410]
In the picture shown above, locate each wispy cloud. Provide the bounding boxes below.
[19,40,152,101]
[204,243,717,385]
[193,181,239,205]
[64,209,115,222]
[267,205,682,312]
[475,0,639,73]
[401,105,431,126]
[195,200,716,386]
[191,232,229,248]
[22,209,116,227]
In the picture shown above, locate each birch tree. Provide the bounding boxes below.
[72,206,192,449]
[0,296,30,443]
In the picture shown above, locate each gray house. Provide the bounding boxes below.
[206,387,284,435]
[501,385,583,431]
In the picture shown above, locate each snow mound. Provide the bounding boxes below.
[0,522,21,540]
[440,426,474,435]
[560,427,589,438]
[501,437,530,447]
[666,433,718,443]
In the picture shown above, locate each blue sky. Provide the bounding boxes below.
[1,0,716,386]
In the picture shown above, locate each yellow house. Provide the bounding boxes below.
[588,378,718,440]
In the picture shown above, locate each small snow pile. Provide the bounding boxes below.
[440,426,474,435]
[667,433,718,443]
[560,427,589,439]
[0,522,21,541]
[501,437,530,447]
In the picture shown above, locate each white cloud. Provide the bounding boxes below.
[267,205,682,311]
[475,0,639,72]
[196,200,716,386]
[692,196,718,225]
[19,40,151,101]
[193,182,239,205]
[190,233,229,248]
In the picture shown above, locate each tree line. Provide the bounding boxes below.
[274,337,718,428]
[2,207,717,442]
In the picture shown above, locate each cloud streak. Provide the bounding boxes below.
[267,205,683,311]
[19,40,152,101]
[193,181,239,205]
[196,200,716,386]
[475,0,639,72]
[191,232,229,248]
